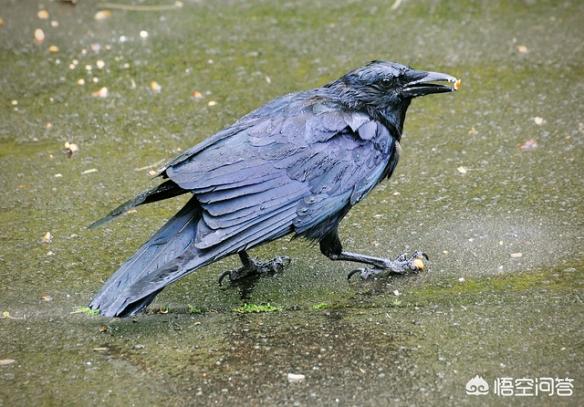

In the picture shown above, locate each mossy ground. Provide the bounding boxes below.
[1,0,583,405]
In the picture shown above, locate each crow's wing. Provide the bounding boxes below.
[165,102,397,252]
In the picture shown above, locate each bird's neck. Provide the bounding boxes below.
[371,102,410,141]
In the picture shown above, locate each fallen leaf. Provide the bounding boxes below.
[516,45,528,54]
[519,139,538,151]
[41,294,53,302]
[510,252,523,258]
[191,90,203,99]
[208,100,217,107]
[38,10,49,20]
[0,359,16,366]
[81,168,98,175]
[92,87,108,98]
[64,142,79,157]
[95,10,112,21]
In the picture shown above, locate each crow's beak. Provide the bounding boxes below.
[402,70,461,98]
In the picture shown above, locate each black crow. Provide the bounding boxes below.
[89,60,460,317]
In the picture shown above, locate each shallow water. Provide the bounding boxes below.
[0,0,583,405]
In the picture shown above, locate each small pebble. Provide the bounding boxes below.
[457,166,468,174]
[150,81,162,93]
[50,20,59,28]
[533,117,545,125]
[516,45,528,54]
[34,28,45,44]
[41,232,52,243]
[287,373,305,383]
[510,252,523,258]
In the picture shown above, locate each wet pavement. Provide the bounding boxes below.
[0,0,583,405]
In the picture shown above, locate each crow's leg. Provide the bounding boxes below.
[218,251,290,285]
[319,229,427,280]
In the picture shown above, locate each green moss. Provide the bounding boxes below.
[408,267,581,305]
[312,302,330,310]
[187,304,205,314]
[233,303,282,314]
[71,306,100,317]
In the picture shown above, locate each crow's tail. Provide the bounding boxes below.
[89,196,214,317]
[88,180,186,229]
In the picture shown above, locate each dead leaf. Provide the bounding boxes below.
[94,10,112,21]
[41,232,52,243]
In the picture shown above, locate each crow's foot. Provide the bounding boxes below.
[218,256,290,286]
[347,251,428,280]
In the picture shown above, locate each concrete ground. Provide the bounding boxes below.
[0,0,582,405]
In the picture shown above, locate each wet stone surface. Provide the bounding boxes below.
[0,0,583,405]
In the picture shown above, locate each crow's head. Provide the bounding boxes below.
[327,61,459,130]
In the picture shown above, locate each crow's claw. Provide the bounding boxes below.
[347,267,386,280]
[218,256,290,286]
[218,270,233,286]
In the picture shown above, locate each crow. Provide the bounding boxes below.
[89,60,460,317]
